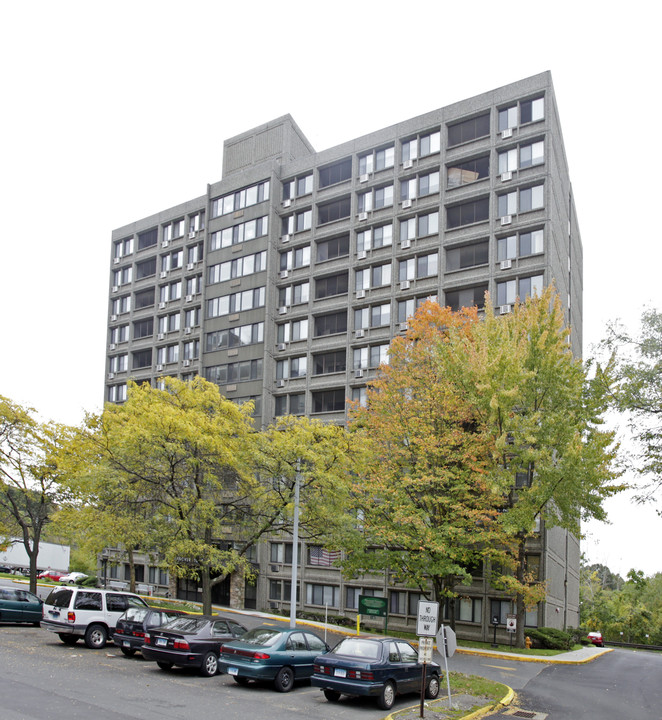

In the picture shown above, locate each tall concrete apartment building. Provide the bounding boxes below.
[105,72,582,639]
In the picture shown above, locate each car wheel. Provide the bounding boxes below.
[157,661,173,671]
[84,624,108,649]
[378,681,396,710]
[120,647,136,657]
[58,634,78,646]
[232,676,250,685]
[200,652,219,677]
[323,689,341,702]
[425,673,440,699]
[273,666,294,692]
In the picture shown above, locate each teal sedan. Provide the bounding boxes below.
[219,626,330,692]
[0,587,43,624]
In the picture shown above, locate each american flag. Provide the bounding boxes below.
[309,547,341,566]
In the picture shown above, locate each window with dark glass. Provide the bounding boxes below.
[318,158,352,188]
[445,284,488,312]
[313,350,346,375]
[318,196,351,225]
[314,311,347,337]
[135,257,156,279]
[312,389,345,413]
[132,349,152,369]
[134,288,155,309]
[446,240,489,271]
[137,227,158,250]
[133,318,154,339]
[446,197,489,229]
[447,156,489,188]
[447,113,490,147]
[316,234,350,262]
[315,272,348,299]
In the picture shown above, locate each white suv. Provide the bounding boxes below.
[41,586,148,649]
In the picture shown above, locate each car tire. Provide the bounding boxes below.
[58,634,78,646]
[232,676,250,685]
[120,647,136,657]
[157,661,173,671]
[273,666,294,692]
[323,689,341,702]
[425,673,440,699]
[84,624,108,649]
[378,681,396,710]
[200,652,219,677]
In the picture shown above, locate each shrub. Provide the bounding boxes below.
[526,627,572,650]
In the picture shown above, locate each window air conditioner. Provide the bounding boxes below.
[110,314,117,321]
[162,240,169,248]
[109,343,116,350]
[400,280,411,290]
[356,289,366,299]
[359,174,369,183]
[187,263,195,271]
[278,343,287,351]
[185,294,193,302]
[160,271,168,279]
[277,379,285,388]
[280,270,289,279]
[500,304,512,315]
[402,199,412,209]
[355,329,365,338]
[108,372,115,380]
[357,251,367,260]
[278,306,288,315]
[188,231,196,239]
[283,199,291,207]
[158,302,166,309]
[401,239,411,249]
[183,359,191,367]
[501,171,513,182]
[355,369,364,379]
[157,333,165,340]
[399,322,409,332]
[500,259,512,270]
[281,234,291,243]
[156,364,163,371]
[501,128,513,139]
[358,212,368,221]
[403,159,413,169]
[500,215,512,226]
[111,285,118,293]
[184,327,192,334]
[113,257,120,265]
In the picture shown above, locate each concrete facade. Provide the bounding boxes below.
[105,72,582,637]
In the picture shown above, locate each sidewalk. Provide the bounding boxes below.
[456,643,613,664]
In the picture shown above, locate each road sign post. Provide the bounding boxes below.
[416,601,439,718]
[435,625,456,709]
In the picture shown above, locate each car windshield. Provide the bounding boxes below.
[238,627,281,646]
[332,638,382,660]
[160,617,207,633]
[123,608,149,622]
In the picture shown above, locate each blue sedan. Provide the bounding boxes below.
[218,625,330,692]
[311,636,441,710]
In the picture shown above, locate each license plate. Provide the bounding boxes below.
[49,610,60,618]
[334,668,347,678]
[123,641,130,647]
[228,667,238,676]
[156,638,167,647]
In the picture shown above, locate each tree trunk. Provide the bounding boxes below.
[515,537,527,649]
[201,564,212,615]
[127,548,136,593]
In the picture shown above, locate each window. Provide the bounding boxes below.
[137,228,158,250]
[318,196,351,225]
[187,242,203,265]
[108,384,127,403]
[182,340,199,360]
[209,250,267,283]
[210,216,269,250]
[279,281,310,306]
[448,113,490,147]
[270,542,300,564]
[358,186,393,213]
[188,211,205,234]
[520,97,544,124]
[397,295,437,322]
[356,262,391,290]
[204,359,263,385]
[186,274,202,296]
[280,245,311,271]
[446,197,489,229]
[447,156,489,188]
[498,106,518,132]
[390,591,407,615]
[313,350,346,375]
[297,174,313,196]
[446,241,489,271]
[132,349,152,369]
[159,281,182,303]
[307,546,341,566]
[498,148,518,174]
[108,354,128,373]
[314,311,347,337]
[351,386,367,407]
[345,586,383,609]
[207,287,266,317]
[315,272,348,299]
[418,211,439,237]
[162,219,184,243]
[112,266,133,287]
[356,224,392,252]
[496,274,543,306]
[206,322,264,351]
[156,344,178,365]
[445,284,487,311]
[114,236,133,259]
[306,583,339,607]
[112,295,131,315]
[184,306,200,328]
[133,288,153,310]
[316,234,349,262]
[498,229,543,260]
[519,185,544,212]
[130,320,150,341]
[491,599,512,625]
[136,257,156,279]
[353,344,388,369]
[401,137,417,164]
[274,393,305,416]
[498,191,517,218]
[419,130,441,157]
[519,140,544,169]
[276,356,307,380]
[157,313,180,334]
[355,303,390,329]
[358,146,394,175]
[399,252,438,281]
[458,597,483,623]
[110,324,129,344]
[312,389,345,414]
[211,180,270,217]
[419,170,440,196]
[400,177,416,202]
[277,318,308,343]
[160,250,183,273]
[319,157,352,188]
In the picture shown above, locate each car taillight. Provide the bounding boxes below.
[174,640,190,650]
[67,612,76,623]
[116,628,124,634]
[252,652,270,660]
[314,664,332,675]
[348,670,374,680]
[144,633,151,644]
[133,631,145,638]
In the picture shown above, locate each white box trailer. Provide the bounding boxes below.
[0,539,70,572]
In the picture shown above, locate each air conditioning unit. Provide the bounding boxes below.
[500,259,513,270]
[356,289,366,299]
[108,372,115,380]
[185,294,193,302]
[281,234,291,243]
[359,174,370,183]
[183,359,191,367]
[277,379,285,388]
[110,314,117,321]
[355,329,365,338]
[111,285,118,293]
[158,302,166,309]
[501,128,513,139]
[402,199,412,209]
[355,369,364,379]
[184,327,192,335]
[157,333,165,340]
[283,199,291,207]
[500,215,512,226]
[501,171,513,182]
[156,364,163,371]
[270,565,280,573]
[500,304,512,315]
[160,271,168,279]
[109,343,116,350]
[280,270,289,279]
[278,306,288,315]
[357,250,367,260]
[358,212,368,221]
[162,240,169,248]
[188,231,196,239]
[277,343,287,351]
[187,263,195,271]
[399,322,409,332]
[113,257,120,265]
[400,280,411,290]
[401,239,411,249]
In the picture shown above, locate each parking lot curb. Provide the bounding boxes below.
[456,646,613,664]
[384,685,515,720]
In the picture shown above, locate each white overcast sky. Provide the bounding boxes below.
[1,1,660,579]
